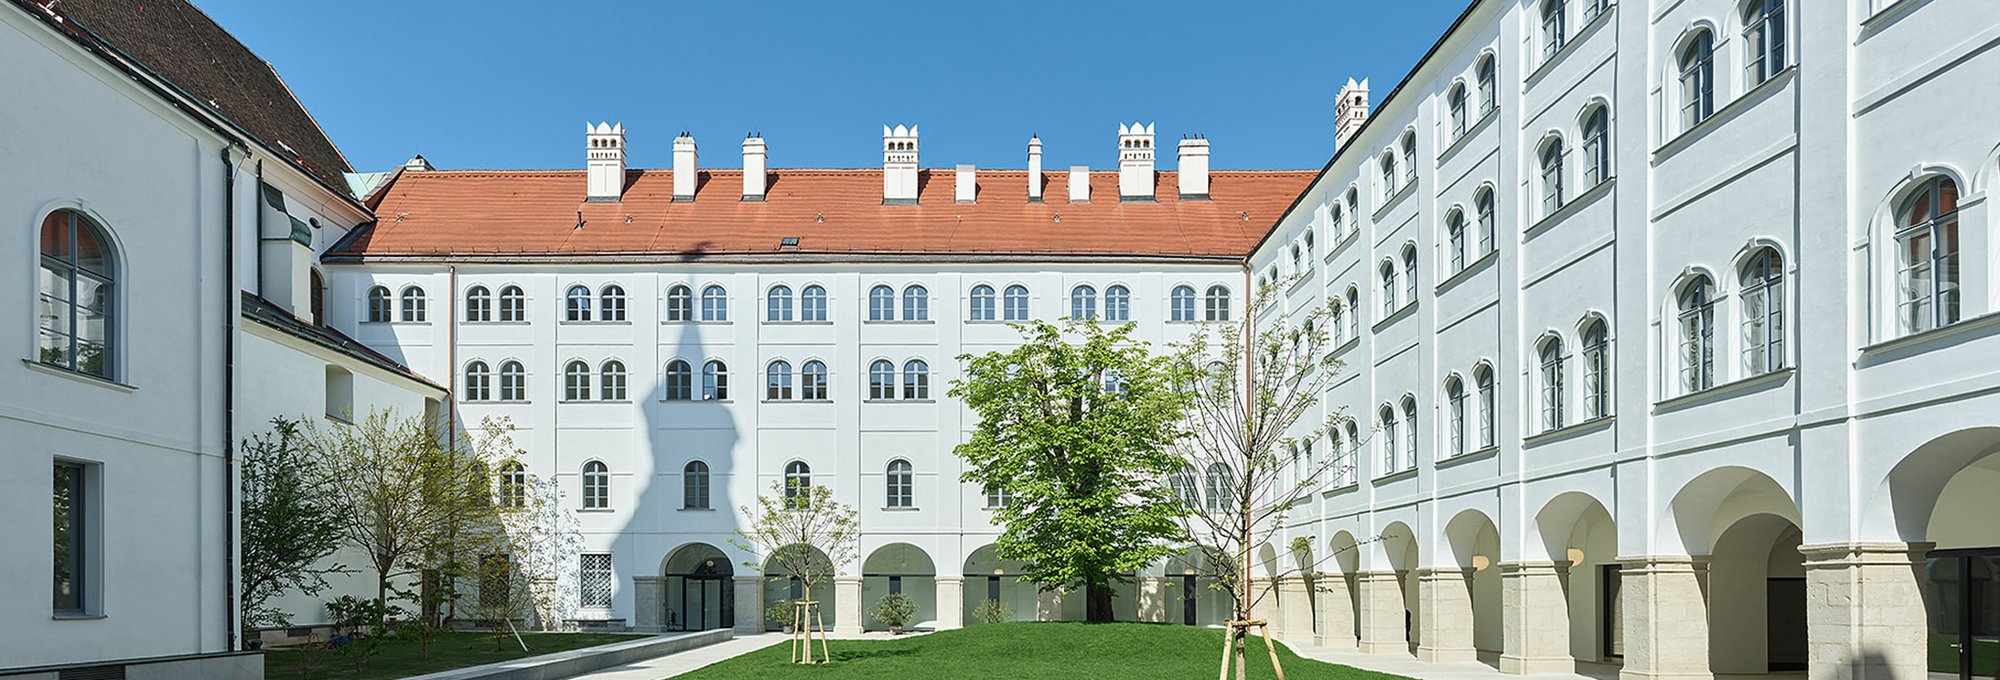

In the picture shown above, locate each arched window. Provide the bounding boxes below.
[1331,202,1348,240]
[1476,55,1498,115]
[1677,275,1717,393]
[1341,421,1362,485]
[1400,133,1417,185]
[767,285,794,322]
[1581,319,1610,419]
[1304,230,1316,257]
[1475,364,1496,448]
[702,360,729,400]
[1400,397,1418,470]
[902,285,929,321]
[969,285,996,321]
[1003,285,1031,321]
[599,284,626,322]
[683,461,710,510]
[310,269,326,325]
[565,285,591,322]
[665,285,693,322]
[581,461,609,509]
[564,360,591,401]
[701,285,728,321]
[465,286,492,322]
[1897,177,1961,334]
[1102,367,1127,396]
[902,359,930,400]
[1345,287,1361,339]
[499,360,526,401]
[1204,463,1233,513]
[365,286,392,323]
[464,361,491,401]
[1741,248,1786,374]
[886,459,914,509]
[1582,106,1610,186]
[600,360,626,400]
[1584,0,1608,21]
[1743,0,1786,85]
[1380,260,1400,317]
[499,285,526,322]
[1104,285,1131,322]
[1445,376,1467,457]
[801,360,829,400]
[1447,83,1468,138]
[869,359,896,400]
[1291,244,1305,274]
[800,284,827,322]
[38,210,116,377]
[1541,0,1568,60]
[1401,245,1419,304]
[1679,31,1716,130]
[986,483,1014,509]
[499,462,526,508]
[400,286,427,322]
[784,461,811,507]
[1071,285,1098,320]
[1540,138,1566,216]
[766,360,794,400]
[869,284,896,321]
[1204,285,1231,322]
[1171,285,1197,322]
[1475,187,1496,255]
[664,359,693,400]
[1539,336,1566,432]
[1169,465,1200,508]
[1331,297,1348,346]
[1446,209,1468,272]
[1380,150,1399,198]
[1379,405,1400,472]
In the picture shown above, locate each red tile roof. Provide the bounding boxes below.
[329,168,1314,262]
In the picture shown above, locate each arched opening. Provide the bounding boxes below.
[660,543,734,632]
[1532,491,1621,667]
[861,543,937,631]
[1327,531,1364,645]
[1161,547,1233,627]
[1444,509,1503,665]
[1872,428,2000,677]
[1665,466,1804,675]
[962,544,1035,624]
[760,544,836,632]
[1378,520,1421,655]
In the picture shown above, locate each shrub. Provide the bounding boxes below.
[766,598,799,628]
[972,598,1013,625]
[871,593,918,631]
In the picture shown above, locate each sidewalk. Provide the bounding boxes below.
[563,633,784,680]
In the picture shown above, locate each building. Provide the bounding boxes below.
[1247,0,2000,678]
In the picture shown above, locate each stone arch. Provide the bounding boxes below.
[1863,426,2000,545]
[1662,465,1798,556]
[861,543,937,631]
[962,543,1034,624]
[1531,490,1620,665]
[759,544,836,632]
[1442,508,1503,659]
[657,542,734,632]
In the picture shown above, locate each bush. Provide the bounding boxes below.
[766,598,799,628]
[871,593,918,631]
[972,598,1013,625]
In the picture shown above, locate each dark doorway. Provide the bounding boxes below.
[1182,574,1198,626]
[1601,564,1624,659]
[663,548,733,632]
[1766,577,1807,671]
[1927,549,2000,680]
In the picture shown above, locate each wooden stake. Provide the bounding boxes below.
[1219,619,1286,680]
[1218,622,1236,680]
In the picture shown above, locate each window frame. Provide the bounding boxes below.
[684,460,711,510]
[564,285,591,322]
[885,459,914,509]
[1895,178,1962,335]
[564,360,592,401]
[499,285,526,322]
[36,210,117,378]
[664,359,693,401]
[767,285,795,322]
[1679,31,1717,132]
[869,285,896,321]
[665,284,694,322]
[1677,276,1718,394]
[969,284,997,321]
[1740,248,1786,374]
[766,360,795,400]
[581,460,609,510]
[701,285,729,322]
[465,285,492,323]
[599,284,627,322]
[1539,336,1567,432]
[599,359,627,401]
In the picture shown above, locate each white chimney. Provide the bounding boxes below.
[1026,135,1044,203]
[403,154,433,172]
[1068,166,1090,203]
[672,132,698,202]
[883,124,919,204]
[1335,78,1371,149]
[955,164,976,203]
[1117,122,1156,201]
[1177,134,1210,200]
[585,122,625,202]
[742,133,767,201]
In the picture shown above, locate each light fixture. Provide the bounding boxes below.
[1471,555,1490,571]
[1566,547,1586,565]
[1183,568,1197,576]
[993,568,1004,575]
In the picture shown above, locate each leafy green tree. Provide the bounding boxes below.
[732,481,859,663]
[239,417,350,639]
[952,319,1192,622]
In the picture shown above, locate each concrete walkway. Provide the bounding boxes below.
[1280,643,1807,680]
[564,633,783,680]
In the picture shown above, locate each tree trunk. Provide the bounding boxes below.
[1087,578,1115,622]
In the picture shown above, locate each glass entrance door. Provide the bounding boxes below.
[1926,550,1999,680]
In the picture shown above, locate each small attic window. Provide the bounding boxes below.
[779,237,801,250]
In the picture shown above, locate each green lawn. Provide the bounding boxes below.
[261,630,641,680]
[676,622,1406,680]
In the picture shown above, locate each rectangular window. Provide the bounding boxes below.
[479,554,511,609]
[580,553,613,609]
[53,462,86,613]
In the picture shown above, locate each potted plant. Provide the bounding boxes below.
[767,598,799,634]
[971,598,1012,625]
[871,593,917,635]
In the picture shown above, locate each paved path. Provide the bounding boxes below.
[564,633,783,680]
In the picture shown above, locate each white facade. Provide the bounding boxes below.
[1249,0,2000,677]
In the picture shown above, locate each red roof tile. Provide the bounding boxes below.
[330,168,1314,262]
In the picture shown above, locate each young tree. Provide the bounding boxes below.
[731,481,860,664]
[493,474,583,632]
[239,417,349,639]
[1164,279,1359,680]
[952,319,1193,622]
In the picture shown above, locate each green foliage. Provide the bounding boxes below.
[971,598,1013,625]
[951,319,1192,621]
[240,417,351,637]
[731,481,860,599]
[766,598,800,628]
[871,593,918,630]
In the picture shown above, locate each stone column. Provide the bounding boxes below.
[935,576,964,630]
[1799,542,1931,680]
[1036,588,1063,621]
[1314,572,1358,649]
[1356,571,1409,655]
[1137,577,1168,623]
[1618,556,1710,680]
[1416,567,1478,663]
[732,577,765,635]
[631,576,663,632]
[1499,561,1572,675]
[833,576,864,635]
[1279,576,1316,643]
[1247,577,1277,627]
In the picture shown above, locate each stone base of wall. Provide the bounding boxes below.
[0,650,263,680]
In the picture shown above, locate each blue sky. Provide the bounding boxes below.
[193,1,1469,173]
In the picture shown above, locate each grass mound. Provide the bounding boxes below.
[261,630,640,680]
[679,622,1403,679]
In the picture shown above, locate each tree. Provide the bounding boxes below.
[952,319,1193,622]
[1164,278,1360,680]
[490,474,583,632]
[732,481,859,664]
[239,417,350,639]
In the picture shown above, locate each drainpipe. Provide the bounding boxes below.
[222,144,248,650]
[446,264,459,623]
